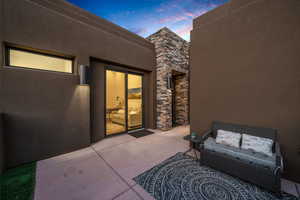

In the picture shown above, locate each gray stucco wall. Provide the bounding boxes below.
[1,69,91,167]
[0,0,155,168]
[191,0,300,182]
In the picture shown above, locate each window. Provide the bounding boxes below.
[7,48,73,73]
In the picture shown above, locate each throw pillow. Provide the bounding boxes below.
[216,130,241,148]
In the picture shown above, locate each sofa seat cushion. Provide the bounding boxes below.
[204,137,276,170]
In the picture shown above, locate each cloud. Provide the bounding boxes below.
[182,9,208,18]
[156,0,180,12]
[151,0,229,40]
[129,27,148,35]
[158,15,189,24]
[129,0,228,40]
[156,7,166,12]
[157,6,210,25]
[175,24,192,40]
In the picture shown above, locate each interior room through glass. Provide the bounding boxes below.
[106,70,143,135]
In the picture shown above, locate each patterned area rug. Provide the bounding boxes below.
[0,162,36,200]
[134,153,298,200]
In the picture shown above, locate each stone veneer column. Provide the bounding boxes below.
[147,27,189,131]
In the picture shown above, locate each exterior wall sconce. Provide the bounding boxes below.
[79,65,90,85]
[167,74,173,90]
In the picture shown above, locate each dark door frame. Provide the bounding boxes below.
[104,66,145,136]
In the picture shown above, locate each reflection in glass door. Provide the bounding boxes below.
[106,70,126,135]
[128,74,143,130]
[106,70,143,135]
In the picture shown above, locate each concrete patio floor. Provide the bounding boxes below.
[34,126,300,200]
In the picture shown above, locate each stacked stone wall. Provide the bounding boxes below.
[147,27,189,130]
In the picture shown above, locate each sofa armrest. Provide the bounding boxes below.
[275,142,283,173]
[200,129,213,144]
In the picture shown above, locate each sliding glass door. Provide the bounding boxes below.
[105,69,143,135]
[106,70,126,135]
[128,74,143,131]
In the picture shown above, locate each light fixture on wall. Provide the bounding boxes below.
[167,74,173,90]
[79,65,90,85]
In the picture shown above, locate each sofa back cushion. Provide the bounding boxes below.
[241,134,274,157]
[212,121,277,141]
[216,130,241,148]
[204,137,276,170]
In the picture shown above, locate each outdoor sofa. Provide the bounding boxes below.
[199,121,283,194]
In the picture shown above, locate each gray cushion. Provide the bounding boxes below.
[204,137,276,170]
[241,134,273,157]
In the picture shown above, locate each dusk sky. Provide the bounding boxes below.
[66,0,229,41]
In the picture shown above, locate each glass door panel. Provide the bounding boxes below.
[127,74,143,130]
[106,70,126,135]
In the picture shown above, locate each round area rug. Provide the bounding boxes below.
[133,153,298,200]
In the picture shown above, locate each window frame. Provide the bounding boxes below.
[5,45,75,74]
